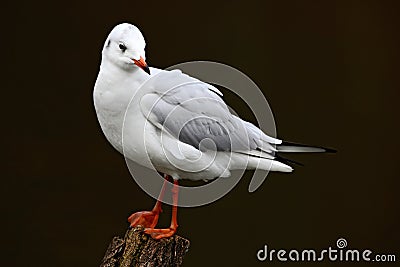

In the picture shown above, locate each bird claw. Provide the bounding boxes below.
[144,227,177,239]
[127,211,160,229]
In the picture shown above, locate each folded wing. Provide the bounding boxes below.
[140,70,281,157]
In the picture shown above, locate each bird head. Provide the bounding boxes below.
[101,23,150,75]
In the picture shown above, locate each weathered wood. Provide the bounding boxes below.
[100,226,190,267]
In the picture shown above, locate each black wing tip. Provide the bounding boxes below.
[324,147,337,153]
[281,141,337,153]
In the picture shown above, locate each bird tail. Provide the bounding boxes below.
[276,141,336,153]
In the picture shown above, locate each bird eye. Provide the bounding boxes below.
[119,43,127,52]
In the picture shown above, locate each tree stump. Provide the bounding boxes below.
[100,226,190,267]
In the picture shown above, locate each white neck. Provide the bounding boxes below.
[93,59,150,153]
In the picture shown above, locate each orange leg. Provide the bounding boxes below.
[144,179,179,239]
[127,174,170,228]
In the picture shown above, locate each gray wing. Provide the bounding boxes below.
[140,70,280,154]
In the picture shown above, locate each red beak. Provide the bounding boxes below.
[133,56,150,75]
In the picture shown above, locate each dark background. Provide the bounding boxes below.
[4,0,399,266]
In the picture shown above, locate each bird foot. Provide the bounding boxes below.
[144,227,177,239]
[128,210,160,229]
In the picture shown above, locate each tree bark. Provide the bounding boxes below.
[100,226,190,267]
